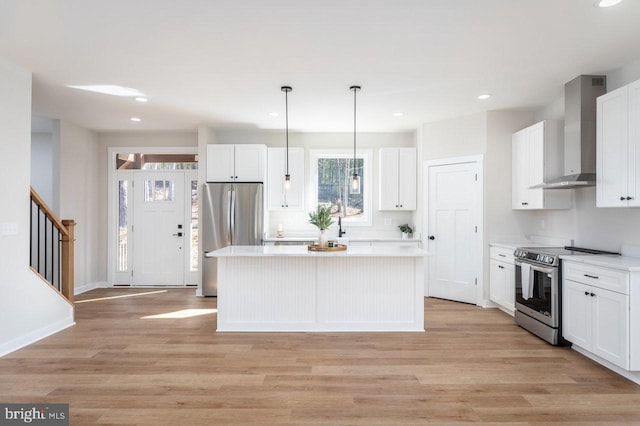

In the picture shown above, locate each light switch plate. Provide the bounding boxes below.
[2,222,18,235]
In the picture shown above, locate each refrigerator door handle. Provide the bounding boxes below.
[230,188,236,244]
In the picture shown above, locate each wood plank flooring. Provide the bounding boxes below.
[2,288,640,425]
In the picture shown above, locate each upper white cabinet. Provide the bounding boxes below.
[596,79,640,207]
[267,147,304,210]
[206,144,266,182]
[511,121,570,210]
[379,147,417,211]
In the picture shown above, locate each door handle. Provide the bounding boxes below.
[172,232,183,237]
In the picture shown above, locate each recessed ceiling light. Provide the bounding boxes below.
[392,112,404,117]
[268,112,279,117]
[596,0,622,7]
[135,97,148,103]
[130,117,141,122]
[478,93,492,100]
[67,84,145,97]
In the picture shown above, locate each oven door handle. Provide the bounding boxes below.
[529,264,555,275]
[515,259,555,275]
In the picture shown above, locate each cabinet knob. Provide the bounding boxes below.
[399,204,403,207]
[230,176,234,179]
[627,196,634,201]
[235,176,238,179]
[429,236,435,240]
[395,205,399,207]
[621,196,626,201]
[584,291,590,296]
[590,293,596,297]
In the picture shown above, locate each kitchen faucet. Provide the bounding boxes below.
[338,216,346,237]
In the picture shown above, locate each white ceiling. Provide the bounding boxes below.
[2,0,640,133]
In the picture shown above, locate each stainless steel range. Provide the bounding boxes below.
[514,246,618,346]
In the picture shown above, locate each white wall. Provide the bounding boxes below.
[420,111,535,302]
[59,121,102,290]
[523,62,640,253]
[0,58,74,356]
[30,131,54,207]
[203,128,417,239]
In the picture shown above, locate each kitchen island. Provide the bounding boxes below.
[206,245,428,332]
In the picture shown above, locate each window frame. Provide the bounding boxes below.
[309,149,372,227]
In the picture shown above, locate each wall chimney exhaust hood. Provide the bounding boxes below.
[535,75,606,189]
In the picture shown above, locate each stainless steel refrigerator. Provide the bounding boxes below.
[201,182,263,296]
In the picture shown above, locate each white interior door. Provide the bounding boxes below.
[425,158,482,304]
[133,172,185,285]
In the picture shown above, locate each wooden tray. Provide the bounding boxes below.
[307,244,347,252]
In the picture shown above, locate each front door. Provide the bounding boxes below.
[425,158,482,304]
[132,173,185,285]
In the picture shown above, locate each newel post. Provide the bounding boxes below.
[61,220,76,303]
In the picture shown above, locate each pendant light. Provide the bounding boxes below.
[350,85,361,194]
[281,86,292,191]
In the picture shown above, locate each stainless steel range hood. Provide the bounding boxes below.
[537,75,606,189]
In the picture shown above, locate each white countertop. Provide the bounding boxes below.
[263,236,422,243]
[206,245,429,258]
[560,254,640,272]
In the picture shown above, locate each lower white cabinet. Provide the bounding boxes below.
[563,260,630,370]
[489,246,515,314]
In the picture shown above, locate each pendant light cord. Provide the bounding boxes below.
[350,86,361,175]
[281,86,292,180]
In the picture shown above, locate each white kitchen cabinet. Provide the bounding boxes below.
[267,147,304,210]
[511,121,570,210]
[563,261,630,370]
[489,246,515,314]
[596,79,640,207]
[206,144,266,182]
[379,147,416,210]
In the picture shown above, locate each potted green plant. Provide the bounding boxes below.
[309,205,335,247]
[398,224,413,239]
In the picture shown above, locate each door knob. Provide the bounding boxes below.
[429,236,435,240]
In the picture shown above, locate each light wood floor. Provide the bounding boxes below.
[2,289,640,425]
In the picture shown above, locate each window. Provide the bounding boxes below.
[189,179,199,272]
[310,150,372,226]
[115,153,198,170]
[144,180,175,202]
[117,180,128,272]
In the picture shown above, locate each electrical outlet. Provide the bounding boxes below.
[2,222,18,235]
[384,218,392,226]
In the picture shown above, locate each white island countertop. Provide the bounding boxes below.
[206,245,429,258]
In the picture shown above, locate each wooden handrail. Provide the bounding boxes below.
[30,187,69,237]
[29,187,75,304]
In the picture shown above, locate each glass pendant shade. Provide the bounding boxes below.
[284,174,291,191]
[350,173,360,194]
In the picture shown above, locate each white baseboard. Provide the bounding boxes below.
[75,281,107,295]
[0,317,75,358]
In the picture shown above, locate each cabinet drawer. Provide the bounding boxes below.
[490,246,515,263]
[563,262,629,295]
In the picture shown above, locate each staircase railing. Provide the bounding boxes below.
[29,187,75,303]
